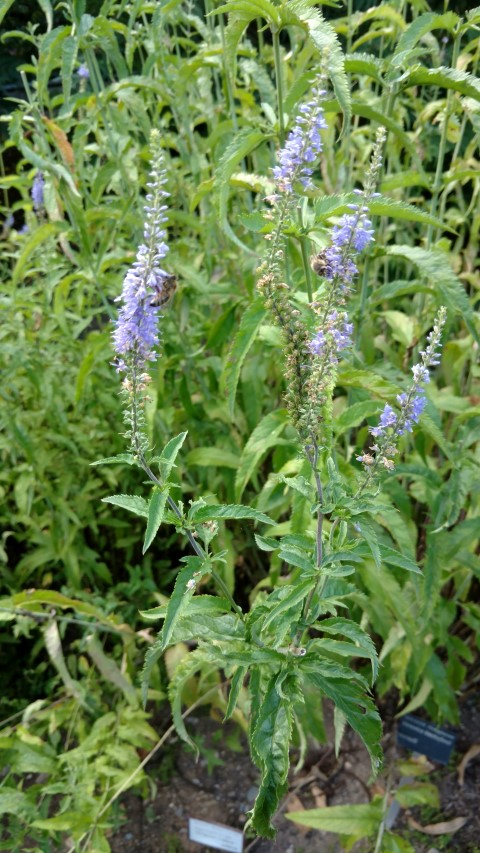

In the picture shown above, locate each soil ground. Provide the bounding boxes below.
[109,692,480,853]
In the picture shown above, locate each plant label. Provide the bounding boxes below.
[188,817,244,852]
[397,714,456,764]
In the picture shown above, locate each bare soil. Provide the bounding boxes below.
[109,692,480,853]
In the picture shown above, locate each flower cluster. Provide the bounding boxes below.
[31,172,44,211]
[309,311,353,361]
[113,131,170,377]
[77,64,90,80]
[357,307,447,474]
[272,81,327,194]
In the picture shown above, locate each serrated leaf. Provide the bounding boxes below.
[387,245,478,342]
[142,557,209,705]
[262,579,313,632]
[224,665,247,720]
[380,545,421,575]
[281,1,350,130]
[152,431,188,482]
[222,299,266,419]
[278,546,315,573]
[393,12,459,59]
[159,557,208,652]
[192,503,275,526]
[302,664,382,774]
[254,534,279,551]
[311,638,378,683]
[91,453,136,466]
[313,189,446,229]
[250,671,294,838]
[143,487,170,554]
[102,494,149,518]
[319,617,379,682]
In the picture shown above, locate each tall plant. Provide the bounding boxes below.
[102,88,446,836]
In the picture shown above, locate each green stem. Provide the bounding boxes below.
[293,439,324,646]
[272,26,285,145]
[139,455,244,618]
[298,219,314,303]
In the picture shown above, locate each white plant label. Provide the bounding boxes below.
[188,817,244,852]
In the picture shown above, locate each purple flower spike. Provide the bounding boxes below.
[77,64,90,80]
[273,82,327,194]
[331,212,375,253]
[113,131,170,375]
[31,172,44,211]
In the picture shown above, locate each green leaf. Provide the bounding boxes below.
[386,245,478,342]
[393,12,459,59]
[12,222,70,286]
[102,494,149,518]
[278,546,315,573]
[0,0,15,26]
[334,400,381,435]
[344,52,384,83]
[159,557,207,651]
[192,504,275,526]
[186,447,240,468]
[337,368,398,398]
[380,545,421,575]
[318,617,379,682]
[224,666,247,720]
[395,782,439,808]
[222,299,267,419]
[356,517,381,569]
[91,453,136,466]
[152,431,188,481]
[302,665,382,774]
[235,409,291,500]
[143,487,170,554]
[280,1,350,130]
[262,579,313,632]
[254,534,279,551]
[0,789,33,818]
[368,196,447,231]
[250,670,294,838]
[286,798,383,834]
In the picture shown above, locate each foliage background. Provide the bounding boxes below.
[0,0,479,849]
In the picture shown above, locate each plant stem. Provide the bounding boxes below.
[139,455,244,618]
[272,26,285,145]
[293,439,324,646]
[299,227,314,303]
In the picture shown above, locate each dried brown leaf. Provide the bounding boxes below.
[457,743,480,786]
[408,816,468,835]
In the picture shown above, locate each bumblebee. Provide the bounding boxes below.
[150,273,177,307]
[310,250,329,278]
